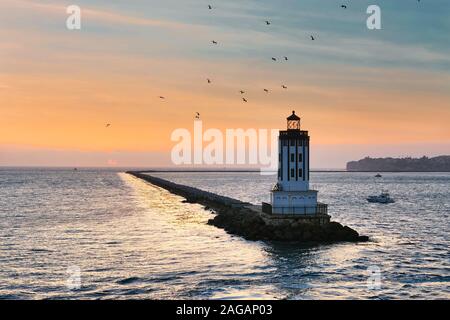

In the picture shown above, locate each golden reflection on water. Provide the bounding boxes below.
[118,173,390,300]
[118,173,280,299]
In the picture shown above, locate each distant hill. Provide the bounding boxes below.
[346,156,450,172]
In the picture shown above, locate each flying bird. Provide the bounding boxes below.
[310,35,315,40]
[272,57,277,61]
[106,124,111,128]
[264,89,269,93]
[240,90,245,94]
[195,112,200,120]
[242,98,248,102]
[265,20,271,25]
[207,78,211,83]
[212,40,218,45]
[341,5,347,9]
[208,5,213,9]
[282,85,288,89]
[284,56,288,61]
[159,96,165,99]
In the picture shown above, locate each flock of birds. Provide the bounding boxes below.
[104,1,421,128]
[98,4,344,127]
[150,3,331,122]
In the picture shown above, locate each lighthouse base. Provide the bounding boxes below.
[260,211,331,226]
[269,190,326,215]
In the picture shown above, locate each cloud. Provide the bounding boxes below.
[3,0,449,70]
[2,0,204,31]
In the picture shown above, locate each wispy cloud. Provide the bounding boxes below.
[3,0,205,30]
[0,84,12,89]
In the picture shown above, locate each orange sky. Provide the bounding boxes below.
[2,66,449,152]
[1,0,449,167]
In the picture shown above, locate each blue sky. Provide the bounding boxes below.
[57,0,450,68]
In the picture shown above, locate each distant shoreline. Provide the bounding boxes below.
[347,155,450,172]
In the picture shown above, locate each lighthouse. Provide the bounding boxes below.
[262,111,328,218]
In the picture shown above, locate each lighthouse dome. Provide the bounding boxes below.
[287,110,300,121]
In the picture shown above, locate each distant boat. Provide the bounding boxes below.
[74,168,78,171]
[375,173,382,178]
[367,191,395,204]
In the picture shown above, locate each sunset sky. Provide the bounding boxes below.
[1,0,449,168]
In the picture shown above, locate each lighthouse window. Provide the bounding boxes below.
[290,168,295,177]
[279,153,281,161]
[290,154,295,162]
[299,169,303,177]
[298,154,303,162]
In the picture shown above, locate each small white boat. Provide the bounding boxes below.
[367,191,395,204]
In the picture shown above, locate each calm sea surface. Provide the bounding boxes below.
[0,169,448,299]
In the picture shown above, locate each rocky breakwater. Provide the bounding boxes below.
[127,172,369,243]
[209,206,368,242]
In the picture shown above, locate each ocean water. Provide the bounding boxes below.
[0,169,448,300]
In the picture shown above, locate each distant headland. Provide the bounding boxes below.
[347,156,450,172]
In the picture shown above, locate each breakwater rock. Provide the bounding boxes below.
[209,207,368,242]
[127,172,369,243]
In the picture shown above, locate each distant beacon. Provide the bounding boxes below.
[262,111,329,223]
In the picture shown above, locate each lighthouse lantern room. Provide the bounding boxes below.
[265,111,327,216]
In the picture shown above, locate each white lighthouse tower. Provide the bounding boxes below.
[262,111,328,218]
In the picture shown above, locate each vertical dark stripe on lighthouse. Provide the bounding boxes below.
[302,139,306,182]
[307,137,310,181]
[287,140,290,182]
[295,139,298,181]
[279,139,282,181]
